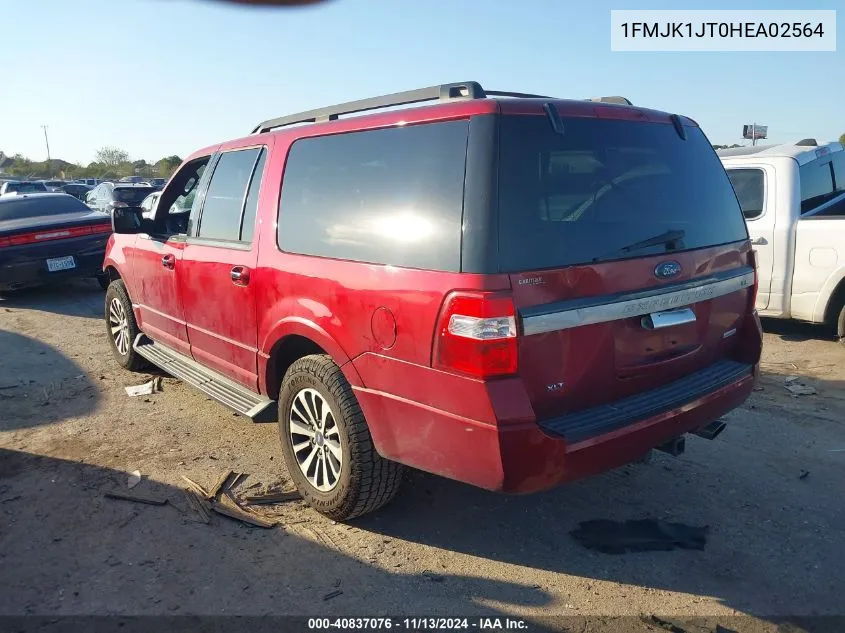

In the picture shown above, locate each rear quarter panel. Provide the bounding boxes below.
[791,216,845,322]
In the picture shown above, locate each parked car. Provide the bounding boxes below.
[0,193,112,291]
[1,181,49,196]
[139,191,161,219]
[86,182,158,214]
[719,140,845,343]
[60,183,93,201]
[102,81,762,520]
[74,178,103,187]
[38,179,66,192]
[149,178,167,190]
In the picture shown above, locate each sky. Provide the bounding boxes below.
[2,0,842,164]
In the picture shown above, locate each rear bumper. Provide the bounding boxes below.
[0,239,107,290]
[355,360,756,494]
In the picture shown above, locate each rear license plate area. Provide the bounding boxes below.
[46,256,76,272]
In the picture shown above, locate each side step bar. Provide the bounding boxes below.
[133,334,276,422]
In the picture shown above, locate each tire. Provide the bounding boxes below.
[277,354,404,521]
[104,280,149,371]
[836,301,845,346]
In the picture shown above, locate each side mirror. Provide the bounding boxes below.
[111,206,144,234]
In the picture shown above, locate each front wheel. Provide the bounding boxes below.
[277,354,404,521]
[104,280,149,371]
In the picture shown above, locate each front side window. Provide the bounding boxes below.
[726,168,765,219]
[197,148,262,242]
[277,120,469,271]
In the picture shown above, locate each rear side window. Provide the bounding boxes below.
[0,195,90,221]
[799,158,836,214]
[497,116,748,271]
[114,187,156,204]
[198,148,262,241]
[726,169,765,219]
[277,120,469,271]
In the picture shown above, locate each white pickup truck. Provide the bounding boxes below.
[719,141,845,344]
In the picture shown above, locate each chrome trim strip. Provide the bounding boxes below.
[521,269,755,335]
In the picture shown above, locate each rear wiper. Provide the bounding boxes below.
[591,229,686,263]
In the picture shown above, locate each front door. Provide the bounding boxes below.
[180,146,268,390]
[726,166,774,311]
[128,155,216,356]
[130,235,189,355]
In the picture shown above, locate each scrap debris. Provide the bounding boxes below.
[244,490,302,505]
[104,491,168,506]
[212,492,277,528]
[124,376,163,397]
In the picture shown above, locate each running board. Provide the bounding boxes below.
[133,334,276,422]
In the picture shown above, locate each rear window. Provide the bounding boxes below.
[0,195,90,221]
[726,168,765,219]
[497,116,748,271]
[5,182,48,193]
[799,155,839,214]
[114,186,156,204]
[277,120,468,271]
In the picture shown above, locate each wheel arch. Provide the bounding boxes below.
[260,318,364,400]
[822,273,845,334]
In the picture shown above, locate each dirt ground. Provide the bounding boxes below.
[1,280,843,632]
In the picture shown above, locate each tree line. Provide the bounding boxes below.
[2,147,182,181]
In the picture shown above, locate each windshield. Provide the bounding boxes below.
[5,182,49,193]
[497,115,748,271]
[114,186,156,204]
[0,195,91,221]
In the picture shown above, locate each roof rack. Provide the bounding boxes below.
[587,96,633,105]
[251,82,633,134]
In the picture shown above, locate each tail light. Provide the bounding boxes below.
[433,291,518,379]
[748,249,759,309]
[0,223,112,247]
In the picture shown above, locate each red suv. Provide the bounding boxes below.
[102,82,762,520]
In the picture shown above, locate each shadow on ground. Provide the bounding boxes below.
[0,331,100,430]
[760,317,837,343]
[356,369,845,625]
[0,278,104,319]
[0,448,552,624]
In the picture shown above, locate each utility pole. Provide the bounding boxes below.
[41,125,52,177]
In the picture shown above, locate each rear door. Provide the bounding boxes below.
[496,113,753,421]
[725,165,774,310]
[180,145,268,390]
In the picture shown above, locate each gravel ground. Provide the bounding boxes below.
[1,280,843,632]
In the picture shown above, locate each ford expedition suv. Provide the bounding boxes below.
[102,81,762,520]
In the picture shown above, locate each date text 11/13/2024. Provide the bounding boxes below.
[307,617,531,631]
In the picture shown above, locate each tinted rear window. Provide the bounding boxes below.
[277,120,469,271]
[0,195,90,221]
[5,182,48,193]
[726,168,765,219]
[497,116,748,271]
[114,187,156,204]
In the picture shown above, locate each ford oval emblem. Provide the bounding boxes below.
[654,261,682,279]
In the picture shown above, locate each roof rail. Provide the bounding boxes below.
[252,81,488,134]
[587,96,633,105]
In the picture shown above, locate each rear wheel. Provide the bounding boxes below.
[836,301,845,346]
[104,280,148,371]
[277,354,404,521]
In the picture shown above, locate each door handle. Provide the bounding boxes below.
[750,237,767,245]
[230,266,250,286]
[161,254,175,269]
